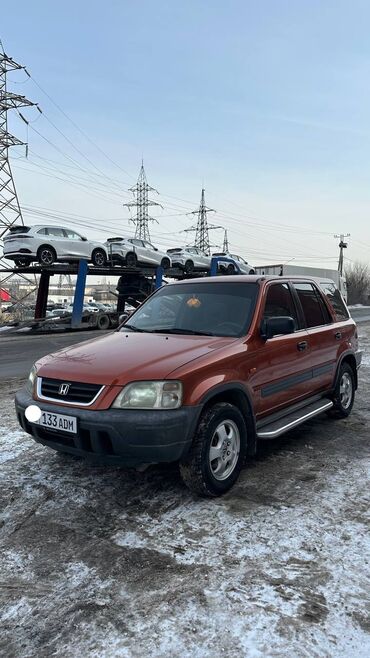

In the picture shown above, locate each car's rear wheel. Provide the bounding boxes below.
[126,252,137,268]
[160,257,171,270]
[37,246,56,266]
[184,259,194,273]
[96,313,110,330]
[179,402,247,496]
[14,258,30,268]
[328,362,355,418]
[91,248,107,267]
[227,264,235,274]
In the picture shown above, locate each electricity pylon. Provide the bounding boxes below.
[0,41,39,308]
[222,229,229,252]
[184,188,222,255]
[123,161,162,241]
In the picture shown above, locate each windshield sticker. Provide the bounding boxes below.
[187,296,202,308]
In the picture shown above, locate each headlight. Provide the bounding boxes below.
[26,365,37,394]
[112,381,182,409]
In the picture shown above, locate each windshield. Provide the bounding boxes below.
[121,282,258,337]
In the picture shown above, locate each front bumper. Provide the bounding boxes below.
[15,387,201,467]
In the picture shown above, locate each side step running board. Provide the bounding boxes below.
[257,399,333,439]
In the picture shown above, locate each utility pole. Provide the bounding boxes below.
[123,161,162,241]
[222,229,229,252]
[0,42,39,309]
[184,188,223,255]
[334,233,350,276]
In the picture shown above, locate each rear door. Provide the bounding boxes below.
[45,227,67,256]
[250,281,312,417]
[292,282,337,392]
[142,240,158,265]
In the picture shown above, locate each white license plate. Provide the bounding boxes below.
[35,411,77,434]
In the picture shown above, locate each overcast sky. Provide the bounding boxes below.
[3,0,370,268]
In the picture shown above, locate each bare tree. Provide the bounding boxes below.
[345,261,370,305]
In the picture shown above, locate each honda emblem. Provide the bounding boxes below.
[58,383,70,396]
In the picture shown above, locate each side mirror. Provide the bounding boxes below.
[153,247,158,251]
[81,236,88,241]
[261,316,295,340]
[119,313,129,324]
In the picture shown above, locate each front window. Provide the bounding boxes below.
[263,282,299,328]
[121,282,258,337]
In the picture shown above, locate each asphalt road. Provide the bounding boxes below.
[0,330,106,378]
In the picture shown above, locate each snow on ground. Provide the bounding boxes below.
[0,330,370,657]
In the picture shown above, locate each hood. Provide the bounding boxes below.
[36,331,236,386]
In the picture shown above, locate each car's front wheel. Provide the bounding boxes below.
[126,252,137,268]
[160,257,171,270]
[329,362,356,418]
[184,259,194,273]
[180,402,247,496]
[91,248,107,267]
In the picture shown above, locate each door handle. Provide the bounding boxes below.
[297,341,308,351]
[335,332,342,340]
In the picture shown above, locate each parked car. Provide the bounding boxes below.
[16,275,361,497]
[212,252,256,274]
[105,237,171,270]
[3,225,108,267]
[167,246,212,272]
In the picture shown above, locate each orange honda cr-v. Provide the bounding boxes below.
[15,276,361,496]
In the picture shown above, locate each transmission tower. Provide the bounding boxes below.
[0,42,39,308]
[123,161,162,241]
[184,188,222,255]
[334,233,350,276]
[222,229,229,252]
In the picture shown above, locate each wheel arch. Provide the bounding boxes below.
[37,243,57,256]
[198,383,257,455]
[334,351,358,390]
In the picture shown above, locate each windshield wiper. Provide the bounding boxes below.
[150,328,215,336]
[122,323,147,333]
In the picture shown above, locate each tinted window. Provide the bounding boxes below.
[143,241,154,249]
[121,282,258,337]
[130,239,144,247]
[294,283,331,328]
[320,281,349,321]
[37,228,48,235]
[263,283,299,328]
[47,227,65,237]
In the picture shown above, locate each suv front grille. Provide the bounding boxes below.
[39,378,103,405]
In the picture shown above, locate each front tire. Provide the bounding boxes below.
[91,248,107,267]
[180,402,247,497]
[126,252,137,268]
[184,259,194,273]
[160,257,171,270]
[329,362,355,418]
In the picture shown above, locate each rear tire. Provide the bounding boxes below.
[126,252,137,268]
[37,245,56,266]
[328,362,355,418]
[96,314,110,330]
[91,248,107,267]
[184,259,194,273]
[227,264,235,274]
[179,402,247,497]
[160,257,171,270]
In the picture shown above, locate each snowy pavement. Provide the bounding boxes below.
[0,330,370,657]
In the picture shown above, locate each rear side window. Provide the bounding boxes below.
[263,283,299,328]
[37,228,48,235]
[319,281,349,321]
[47,227,65,237]
[293,283,332,328]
